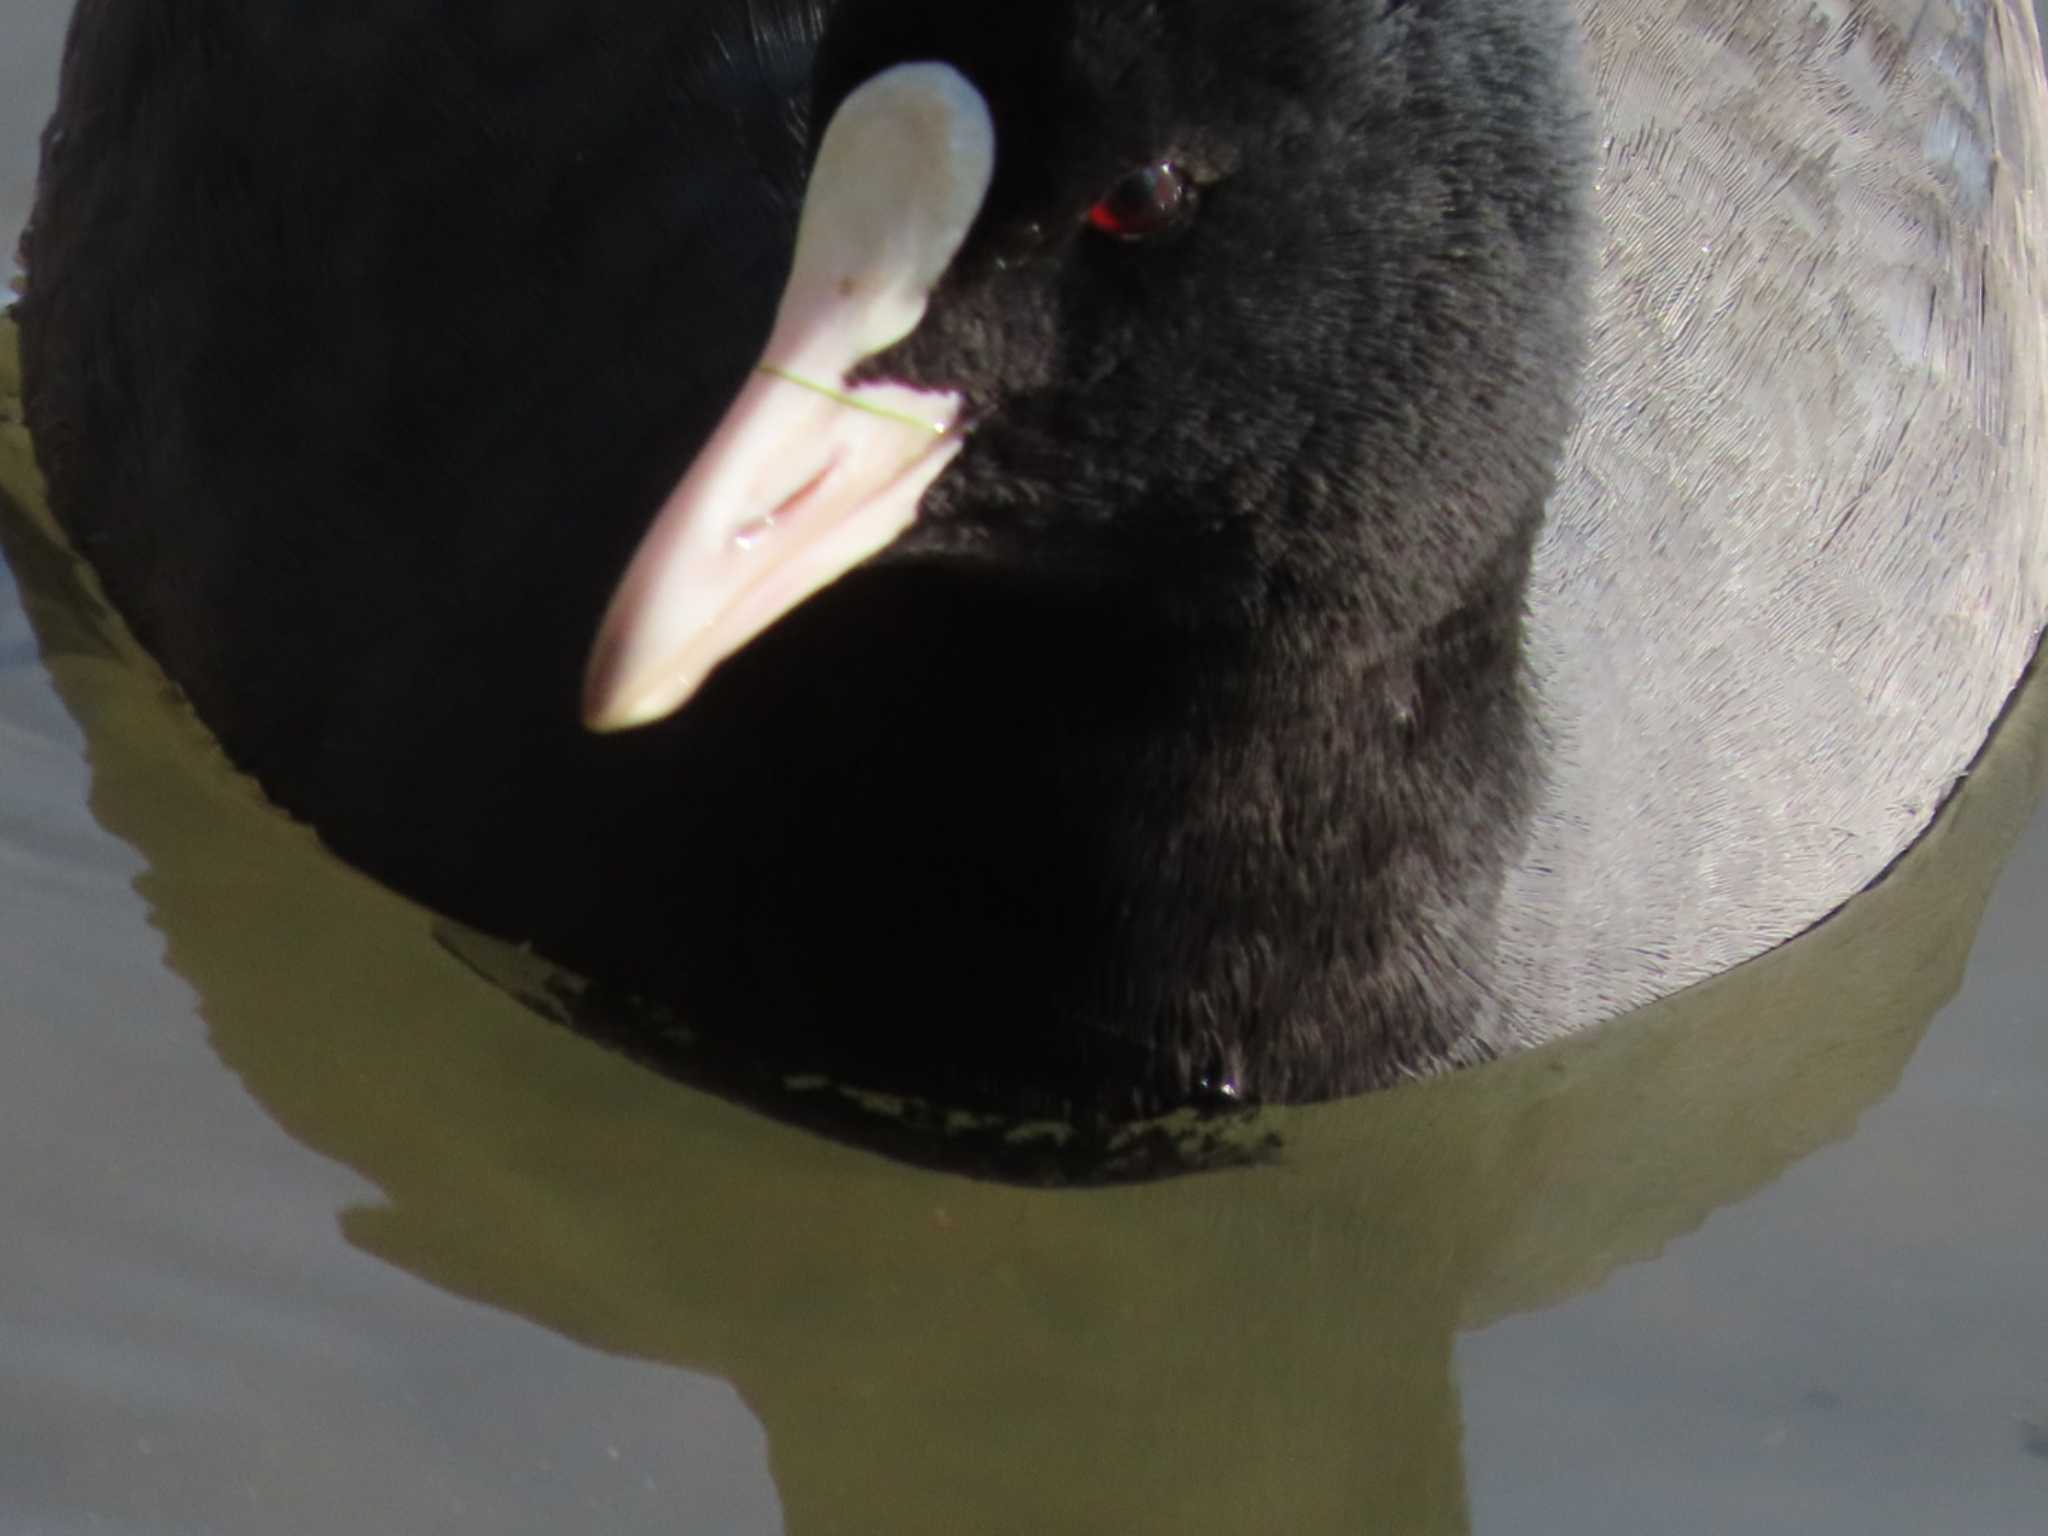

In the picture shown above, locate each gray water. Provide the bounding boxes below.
[3,5,2045,1532]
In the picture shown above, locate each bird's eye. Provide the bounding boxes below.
[1086,162,1196,240]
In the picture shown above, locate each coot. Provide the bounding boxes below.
[17,0,2048,1113]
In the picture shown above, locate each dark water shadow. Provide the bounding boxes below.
[6,318,2046,1533]
[429,925,1287,1184]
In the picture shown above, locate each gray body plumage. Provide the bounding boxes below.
[1501,0,2048,1042]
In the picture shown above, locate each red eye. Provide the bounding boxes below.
[1086,162,1196,240]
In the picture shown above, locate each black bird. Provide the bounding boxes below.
[16,0,2048,1115]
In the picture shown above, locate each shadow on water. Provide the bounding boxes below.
[5,316,2046,1533]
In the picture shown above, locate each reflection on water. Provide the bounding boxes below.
[5,315,2046,1532]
